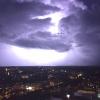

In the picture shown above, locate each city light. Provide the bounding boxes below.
[0,67,99,100]
[78,73,82,77]
[97,94,100,98]
[66,94,70,99]
[26,86,32,90]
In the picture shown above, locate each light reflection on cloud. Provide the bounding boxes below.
[0,0,99,66]
[0,43,92,66]
[11,45,67,65]
[31,11,66,35]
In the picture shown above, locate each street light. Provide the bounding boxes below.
[66,94,70,99]
[26,86,32,91]
[97,93,100,99]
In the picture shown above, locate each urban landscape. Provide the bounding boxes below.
[0,1,100,100]
[0,67,100,100]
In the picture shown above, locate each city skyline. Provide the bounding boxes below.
[0,67,100,100]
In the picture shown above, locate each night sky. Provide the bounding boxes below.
[0,0,100,66]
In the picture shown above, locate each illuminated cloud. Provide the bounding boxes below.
[0,0,100,65]
[13,31,72,52]
[0,1,60,41]
[11,45,67,65]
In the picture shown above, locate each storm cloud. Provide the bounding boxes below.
[0,0,100,65]
[59,0,100,65]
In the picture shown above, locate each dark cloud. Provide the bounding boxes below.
[55,0,100,65]
[30,31,52,38]
[12,31,72,52]
[0,1,60,42]
[0,0,72,52]
[28,18,52,31]
[0,0,60,22]
[0,18,52,40]
[1,0,100,65]
[60,14,82,35]
[78,0,100,9]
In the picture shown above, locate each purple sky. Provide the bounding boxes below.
[0,0,100,66]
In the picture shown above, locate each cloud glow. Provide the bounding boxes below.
[11,46,67,65]
[31,11,66,34]
[0,0,98,66]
